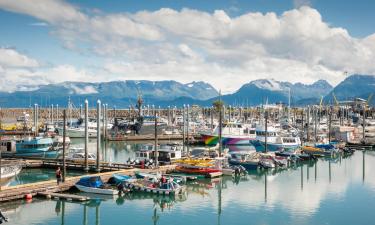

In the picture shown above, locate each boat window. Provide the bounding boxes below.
[250,130,255,134]
[171,153,175,158]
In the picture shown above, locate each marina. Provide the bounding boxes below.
[1,1,375,224]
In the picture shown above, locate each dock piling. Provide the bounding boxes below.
[96,100,101,172]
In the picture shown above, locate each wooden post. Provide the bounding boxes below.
[96,100,101,173]
[314,107,317,144]
[265,110,268,153]
[328,108,332,143]
[186,105,190,154]
[218,103,223,157]
[62,109,67,182]
[301,109,304,146]
[363,106,366,142]
[307,106,310,142]
[154,108,158,167]
[182,105,186,146]
[84,99,89,172]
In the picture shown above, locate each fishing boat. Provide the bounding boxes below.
[200,122,256,145]
[75,176,118,195]
[15,136,59,158]
[250,124,301,152]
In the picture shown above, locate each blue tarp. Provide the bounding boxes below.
[76,176,104,188]
[112,174,132,183]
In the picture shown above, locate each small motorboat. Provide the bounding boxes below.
[259,158,275,169]
[134,172,186,184]
[228,151,259,170]
[75,176,118,195]
[301,146,325,157]
[123,178,184,195]
[67,148,96,163]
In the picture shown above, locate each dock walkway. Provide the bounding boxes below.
[0,165,176,202]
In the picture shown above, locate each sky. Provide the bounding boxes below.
[0,0,375,94]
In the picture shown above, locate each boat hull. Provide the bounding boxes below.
[175,166,220,175]
[57,127,97,138]
[229,160,258,170]
[201,134,254,146]
[250,140,299,152]
[75,184,118,195]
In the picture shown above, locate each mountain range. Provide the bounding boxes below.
[0,74,374,107]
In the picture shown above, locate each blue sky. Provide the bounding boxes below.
[0,0,375,93]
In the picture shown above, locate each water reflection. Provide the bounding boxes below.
[2,151,375,225]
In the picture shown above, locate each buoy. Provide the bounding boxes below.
[25,194,32,200]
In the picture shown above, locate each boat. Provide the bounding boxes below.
[228,150,259,170]
[250,124,301,152]
[15,136,59,158]
[1,164,22,184]
[174,158,221,175]
[134,172,186,184]
[56,121,98,138]
[134,143,182,165]
[275,149,314,161]
[200,122,256,145]
[123,178,183,195]
[301,146,326,157]
[259,156,276,169]
[110,174,136,185]
[66,147,96,163]
[315,144,340,156]
[75,176,119,195]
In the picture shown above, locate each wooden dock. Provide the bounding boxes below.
[0,165,176,202]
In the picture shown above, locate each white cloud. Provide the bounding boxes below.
[0,48,39,68]
[0,1,375,93]
[29,22,48,27]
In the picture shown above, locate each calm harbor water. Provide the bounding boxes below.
[1,140,375,225]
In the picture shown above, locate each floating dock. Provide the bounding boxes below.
[0,165,176,202]
[37,192,90,201]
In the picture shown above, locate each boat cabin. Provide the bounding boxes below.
[136,144,182,164]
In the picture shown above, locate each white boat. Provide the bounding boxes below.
[1,164,22,179]
[75,176,118,195]
[200,122,256,145]
[250,124,300,151]
[56,122,98,138]
[66,148,96,163]
[135,143,182,164]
